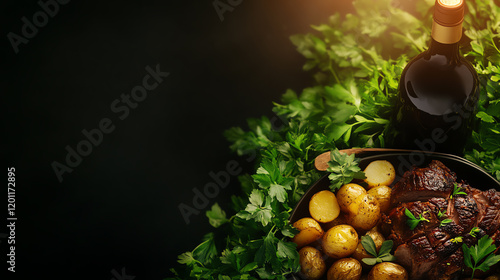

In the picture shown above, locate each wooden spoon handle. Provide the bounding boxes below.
[314,148,414,171]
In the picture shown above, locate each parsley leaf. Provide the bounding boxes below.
[237,189,273,227]
[327,148,366,191]
[254,231,279,268]
[192,233,218,265]
[361,235,378,257]
[177,252,196,266]
[206,203,229,228]
[463,235,500,279]
[404,208,429,230]
[361,235,396,265]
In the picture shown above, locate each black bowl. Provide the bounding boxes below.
[290,150,500,227]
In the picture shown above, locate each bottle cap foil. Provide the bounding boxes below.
[434,0,464,26]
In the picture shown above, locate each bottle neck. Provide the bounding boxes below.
[429,19,462,57]
[427,38,460,57]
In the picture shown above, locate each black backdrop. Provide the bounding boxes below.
[2,1,352,279]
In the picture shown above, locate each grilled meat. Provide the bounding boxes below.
[427,249,464,280]
[390,160,456,204]
[382,160,500,280]
[394,235,440,279]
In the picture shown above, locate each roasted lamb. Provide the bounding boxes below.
[381,160,500,279]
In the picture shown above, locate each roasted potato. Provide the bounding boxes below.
[327,258,362,280]
[352,227,385,264]
[367,262,408,280]
[299,246,326,280]
[347,194,381,231]
[364,160,396,189]
[486,276,500,280]
[292,217,324,248]
[309,190,340,223]
[322,225,358,259]
[367,186,392,213]
[337,183,367,213]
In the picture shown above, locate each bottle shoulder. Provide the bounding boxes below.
[403,51,477,73]
[399,51,479,116]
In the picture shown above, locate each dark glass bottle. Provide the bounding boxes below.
[392,0,479,155]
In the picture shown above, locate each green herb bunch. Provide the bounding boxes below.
[168,0,500,278]
[327,149,366,191]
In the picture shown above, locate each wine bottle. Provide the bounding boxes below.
[392,0,479,155]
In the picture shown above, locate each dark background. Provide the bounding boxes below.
[2,0,353,279]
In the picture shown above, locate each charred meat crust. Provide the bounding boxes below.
[390,160,457,205]
[394,235,439,280]
[382,160,500,280]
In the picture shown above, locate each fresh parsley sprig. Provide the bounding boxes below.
[404,208,430,230]
[361,235,397,265]
[462,235,500,279]
[327,149,366,191]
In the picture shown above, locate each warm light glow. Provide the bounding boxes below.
[438,0,463,8]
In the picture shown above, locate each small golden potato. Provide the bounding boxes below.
[293,217,324,232]
[347,194,381,231]
[327,258,362,280]
[352,227,385,264]
[367,186,392,213]
[367,262,408,280]
[337,183,367,213]
[309,190,340,223]
[486,276,500,280]
[322,225,358,259]
[364,160,396,189]
[299,246,326,280]
[292,218,324,248]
